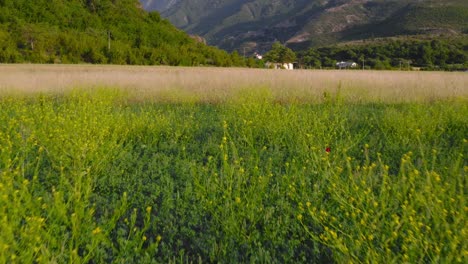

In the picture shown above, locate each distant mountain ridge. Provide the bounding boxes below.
[140,0,468,53]
[141,0,180,12]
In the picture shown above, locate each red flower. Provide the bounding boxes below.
[326,147,331,153]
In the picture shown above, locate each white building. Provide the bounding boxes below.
[265,62,294,70]
[336,61,357,69]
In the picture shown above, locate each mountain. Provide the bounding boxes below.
[0,0,242,66]
[139,0,468,53]
[140,0,181,12]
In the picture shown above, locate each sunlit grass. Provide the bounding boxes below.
[0,67,467,262]
[0,64,467,103]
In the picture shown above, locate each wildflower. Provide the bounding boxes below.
[297,214,303,221]
[235,197,241,203]
[92,227,102,235]
[146,206,152,214]
[326,147,331,153]
[156,235,162,242]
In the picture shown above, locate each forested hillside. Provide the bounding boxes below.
[0,0,243,66]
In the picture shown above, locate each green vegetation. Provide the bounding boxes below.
[0,0,246,66]
[1,89,466,262]
[264,42,296,64]
[298,38,468,70]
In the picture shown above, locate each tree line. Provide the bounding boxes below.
[297,38,468,71]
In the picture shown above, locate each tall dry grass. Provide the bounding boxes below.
[0,64,466,102]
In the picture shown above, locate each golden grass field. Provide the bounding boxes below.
[0,64,466,102]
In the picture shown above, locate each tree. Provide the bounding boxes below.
[264,42,296,63]
[264,42,281,62]
[280,46,296,63]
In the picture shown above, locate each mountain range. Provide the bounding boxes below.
[140,0,468,53]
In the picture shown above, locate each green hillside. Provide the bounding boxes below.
[0,0,244,66]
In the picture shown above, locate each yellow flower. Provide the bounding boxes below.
[146,206,152,214]
[235,197,241,203]
[92,227,102,235]
[156,235,162,242]
[297,214,303,221]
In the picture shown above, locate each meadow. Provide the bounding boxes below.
[0,65,467,263]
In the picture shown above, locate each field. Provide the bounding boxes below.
[0,65,467,263]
